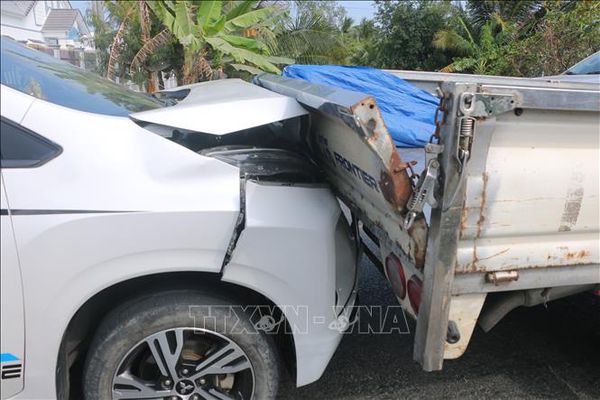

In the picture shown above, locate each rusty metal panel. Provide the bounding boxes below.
[456,108,600,273]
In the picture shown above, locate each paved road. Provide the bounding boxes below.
[280,256,600,399]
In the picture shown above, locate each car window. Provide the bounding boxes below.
[565,52,600,75]
[0,37,163,116]
[0,118,62,168]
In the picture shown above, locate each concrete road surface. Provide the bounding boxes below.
[280,256,600,399]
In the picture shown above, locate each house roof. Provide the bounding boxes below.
[42,8,90,35]
[1,1,36,16]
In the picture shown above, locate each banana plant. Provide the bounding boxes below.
[148,0,293,83]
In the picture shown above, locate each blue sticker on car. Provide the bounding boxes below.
[0,354,22,379]
[0,353,19,362]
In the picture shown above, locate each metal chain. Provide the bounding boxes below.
[430,89,448,144]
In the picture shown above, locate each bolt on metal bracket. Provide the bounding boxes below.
[459,92,519,118]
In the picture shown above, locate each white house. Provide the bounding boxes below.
[1,1,94,55]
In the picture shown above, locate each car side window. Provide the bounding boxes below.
[0,118,62,168]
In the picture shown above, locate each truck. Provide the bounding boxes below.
[1,37,598,399]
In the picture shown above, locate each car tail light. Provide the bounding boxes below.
[385,253,406,300]
[407,276,423,314]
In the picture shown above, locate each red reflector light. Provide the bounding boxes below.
[385,253,406,300]
[407,276,423,314]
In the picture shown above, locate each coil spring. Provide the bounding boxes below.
[460,117,475,138]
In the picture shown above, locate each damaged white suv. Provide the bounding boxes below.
[0,37,357,399]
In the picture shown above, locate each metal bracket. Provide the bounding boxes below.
[459,92,518,118]
[443,90,515,209]
[403,142,444,229]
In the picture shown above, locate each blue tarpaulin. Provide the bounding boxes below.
[282,65,438,148]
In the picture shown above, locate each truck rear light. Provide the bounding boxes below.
[385,253,406,299]
[407,276,423,314]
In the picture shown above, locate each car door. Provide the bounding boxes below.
[0,117,63,398]
[0,173,25,398]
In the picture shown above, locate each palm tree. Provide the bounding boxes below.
[101,1,172,92]
[350,18,377,66]
[466,0,542,30]
[340,16,354,35]
[129,1,173,92]
[272,1,347,65]
[433,17,507,74]
[103,1,135,82]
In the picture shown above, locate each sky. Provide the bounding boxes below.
[70,1,377,23]
[70,0,90,16]
[338,1,376,22]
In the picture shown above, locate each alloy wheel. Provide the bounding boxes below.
[111,327,255,400]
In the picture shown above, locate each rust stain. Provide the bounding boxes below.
[565,250,590,260]
[460,258,593,273]
[379,150,414,210]
[459,207,469,240]
[408,216,428,269]
[471,172,489,272]
[475,248,510,262]
[476,172,488,239]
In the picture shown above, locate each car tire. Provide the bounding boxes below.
[83,289,281,400]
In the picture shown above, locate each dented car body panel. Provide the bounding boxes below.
[131,78,308,134]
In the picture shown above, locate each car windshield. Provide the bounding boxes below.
[564,51,600,75]
[0,37,163,116]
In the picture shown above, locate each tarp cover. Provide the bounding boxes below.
[282,65,438,148]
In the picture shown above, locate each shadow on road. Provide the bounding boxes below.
[280,257,600,399]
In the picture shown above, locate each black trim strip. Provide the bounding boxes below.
[1,209,137,216]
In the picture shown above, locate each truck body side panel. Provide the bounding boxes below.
[457,109,599,273]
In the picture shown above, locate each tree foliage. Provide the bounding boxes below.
[148,0,293,83]
[495,0,600,76]
[89,1,183,90]
[466,0,543,30]
[433,15,510,74]
[272,1,350,65]
[91,0,600,90]
[369,0,599,76]
[370,0,456,71]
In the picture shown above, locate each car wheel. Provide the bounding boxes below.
[83,290,281,400]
